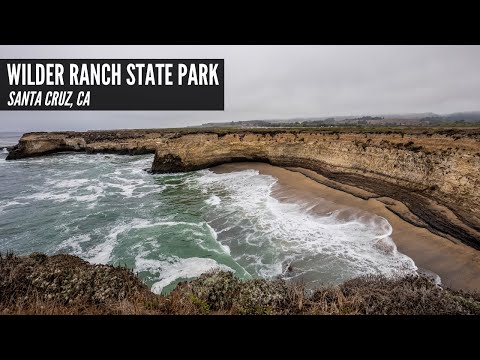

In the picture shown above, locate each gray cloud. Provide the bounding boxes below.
[1,45,479,131]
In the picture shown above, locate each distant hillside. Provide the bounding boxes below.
[443,111,480,121]
[199,111,480,128]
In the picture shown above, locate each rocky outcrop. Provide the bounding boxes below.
[5,130,168,160]
[6,128,480,249]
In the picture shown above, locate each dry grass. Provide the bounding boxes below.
[1,253,480,315]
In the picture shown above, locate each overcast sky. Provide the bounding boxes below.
[1,45,479,132]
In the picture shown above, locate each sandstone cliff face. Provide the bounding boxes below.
[5,130,169,159]
[152,131,479,209]
[6,128,480,249]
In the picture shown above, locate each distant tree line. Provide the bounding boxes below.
[200,115,479,129]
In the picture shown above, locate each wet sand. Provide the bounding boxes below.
[213,162,480,292]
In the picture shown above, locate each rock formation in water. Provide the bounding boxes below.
[6,130,161,160]
[6,128,480,249]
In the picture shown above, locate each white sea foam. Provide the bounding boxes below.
[121,218,233,257]
[1,148,7,154]
[56,234,91,255]
[46,178,90,189]
[194,169,417,283]
[107,175,147,198]
[131,219,205,229]
[87,220,141,264]
[205,195,221,206]
[258,261,283,278]
[206,223,231,255]
[19,191,72,202]
[84,218,217,265]
[17,181,105,206]
[137,255,233,294]
[0,200,26,214]
[0,200,23,208]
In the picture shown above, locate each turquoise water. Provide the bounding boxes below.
[0,139,417,293]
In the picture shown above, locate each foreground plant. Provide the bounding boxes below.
[1,253,479,315]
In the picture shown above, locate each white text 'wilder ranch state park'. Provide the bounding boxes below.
[6,63,220,86]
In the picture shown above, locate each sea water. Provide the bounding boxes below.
[0,134,416,294]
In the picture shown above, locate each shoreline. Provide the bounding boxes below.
[9,128,480,251]
[213,162,480,292]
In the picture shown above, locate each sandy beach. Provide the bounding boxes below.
[213,162,480,292]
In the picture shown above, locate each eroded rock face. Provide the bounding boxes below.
[152,131,478,205]
[5,130,165,160]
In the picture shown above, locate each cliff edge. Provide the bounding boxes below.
[6,128,480,249]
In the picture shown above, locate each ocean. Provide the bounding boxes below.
[0,132,416,294]
[0,132,22,149]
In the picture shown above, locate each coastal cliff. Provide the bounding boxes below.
[5,130,165,159]
[6,128,480,249]
[151,128,480,249]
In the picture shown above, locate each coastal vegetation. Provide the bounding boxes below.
[1,253,479,315]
